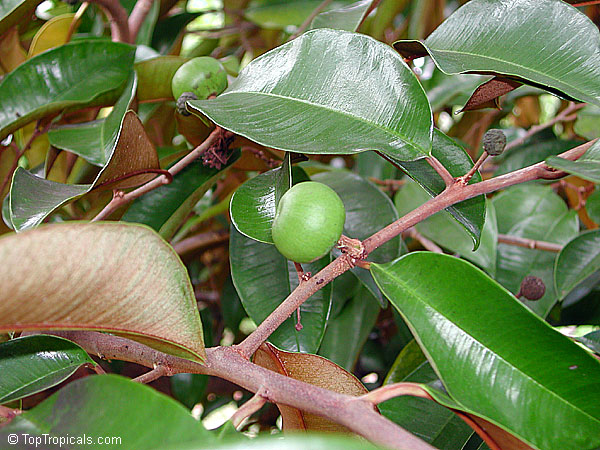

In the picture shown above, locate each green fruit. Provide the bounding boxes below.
[272,181,346,263]
[171,56,228,101]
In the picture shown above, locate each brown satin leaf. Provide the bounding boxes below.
[456,411,536,450]
[0,27,26,73]
[175,112,213,147]
[459,77,522,112]
[393,40,429,60]
[253,343,369,432]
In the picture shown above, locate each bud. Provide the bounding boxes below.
[176,92,198,116]
[482,129,507,156]
[519,276,545,301]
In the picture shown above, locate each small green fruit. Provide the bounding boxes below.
[272,182,346,263]
[171,57,228,101]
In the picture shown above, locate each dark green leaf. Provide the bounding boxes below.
[170,373,208,409]
[384,129,485,246]
[0,335,93,404]
[0,40,135,142]
[0,374,215,449]
[189,29,432,162]
[245,0,354,29]
[394,0,600,106]
[574,105,600,140]
[310,0,372,32]
[578,330,600,354]
[122,149,240,240]
[318,285,380,371]
[395,179,497,275]
[546,140,600,183]
[229,226,332,353]
[372,252,600,450]
[555,230,600,300]
[379,340,474,449]
[494,185,578,317]
[152,13,201,55]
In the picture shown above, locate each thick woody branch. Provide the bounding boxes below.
[88,0,131,43]
[47,331,435,450]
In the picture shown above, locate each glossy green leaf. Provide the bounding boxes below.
[310,0,372,32]
[245,0,354,29]
[122,149,240,240]
[135,56,188,101]
[0,335,93,404]
[494,185,578,317]
[229,153,292,244]
[586,189,600,224]
[546,140,600,183]
[385,129,485,245]
[189,29,432,162]
[151,12,201,55]
[0,0,39,35]
[579,330,600,354]
[371,252,600,450]
[379,340,474,449]
[0,374,215,449]
[0,40,135,142]
[229,226,331,353]
[395,179,497,275]
[394,0,600,106]
[318,285,380,371]
[574,105,600,140]
[48,71,137,166]
[9,76,160,232]
[0,222,205,362]
[170,373,208,409]
[555,230,600,300]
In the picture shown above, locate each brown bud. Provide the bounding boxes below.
[176,92,198,116]
[519,276,545,301]
[482,129,507,156]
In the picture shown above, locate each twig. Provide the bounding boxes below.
[369,177,406,193]
[87,0,131,43]
[92,127,228,222]
[403,227,443,253]
[132,364,172,383]
[128,0,155,43]
[172,231,229,255]
[426,155,455,187]
[458,151,488,185]
[66,2,88,42]
[236,140,594,358]
[230,386,268,428]
[504,102,585,152]
[0,405,21,420]
[497,234,563,252]
[571,0,600,6]
[356,382,434,405]
[288,0,334,41]
[357,0,382,30]
[46,331,436,450]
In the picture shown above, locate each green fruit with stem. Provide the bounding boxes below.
[171,56,228,101]
[272,181,346,263]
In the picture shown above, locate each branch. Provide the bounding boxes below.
[237,140,595,357]
[403,227,443,253]
[497,234,562,252]
[426,155,454,187]
[47,331,436,450]
[172,231,229,255]
[230,386,268,428]
[128,0,155,43]
[356,382,434,405]
[87,0,131,43]
[92,127,228,222]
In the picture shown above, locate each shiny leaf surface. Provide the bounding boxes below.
[122,149,240,240]
[493,185,578,317]
[394,0,600,106]
[555,230,600,300]
[371,252,600,450]
[0,375,214,449]
[253,343,368,432]
[0,335,93,404]
[310,0,372,32]
[245,0,353,28]
[230,226,331,353]
[546,140,600,183]
[0,223,205,362]
[0,40,135,142]
[135,56,187,101]
[189,29,432,161]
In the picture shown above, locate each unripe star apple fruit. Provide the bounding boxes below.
[171,56,228,101]
[272,181,346,263]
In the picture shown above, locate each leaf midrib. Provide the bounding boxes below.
[201,90,430,156]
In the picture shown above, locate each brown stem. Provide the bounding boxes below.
[128,0,155,43]
[357,382,434,405]
[88,0,131,43]
[357,0,382,29]
[497,234,563,252]
[231,386,268,428]
[288,0,335,41]
[237,140,594,358]
[66,2,88,42]
[92,127,226,222]
[47,331,436,450]
[132,364,172,383]
[426,155,455,187]
[403,227,443,253]
[172,231,229,255]
[571,0,600,6]
[458,151,489,185]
